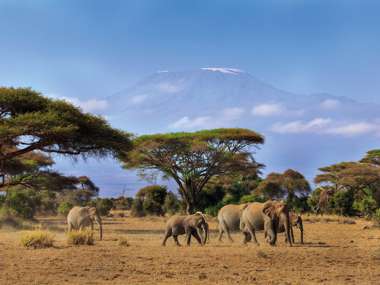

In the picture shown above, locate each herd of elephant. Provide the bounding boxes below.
[66,200,304,247]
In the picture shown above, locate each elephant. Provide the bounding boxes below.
[162,212,209,246]
[278,212,304,244]
[217,203,249,242]
[240,201,292,246]
[67,206,103,240]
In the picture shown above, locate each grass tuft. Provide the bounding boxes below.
[20,230,55,249]
[67,230,95,246]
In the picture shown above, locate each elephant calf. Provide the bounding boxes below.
[162,212,209,246]
[278,212,304,244]
[67,206,103,240]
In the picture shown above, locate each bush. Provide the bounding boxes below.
[131,198,145,217]
[373,209,380,225]
[136,185,167,215]
[67,230,94,245]
[20,230,55,249]
[353,195,377,217]
[163,192,180,215]
[239,194,265,204]
[95,198,114,216]
[329,189,355,216]
[5,188,41,219]
[57,201,73,216]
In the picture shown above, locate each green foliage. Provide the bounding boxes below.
[353,195,377,217]
[57,201,74,216]
[131,198,145,217]
[136,185,168,216]
[89,198,114,216]
[373,209,380,225]
[307,187,323,212]
[329,189,355,216]
[239,194,265,204]
[4,188,41,219]
[163,192,180,215]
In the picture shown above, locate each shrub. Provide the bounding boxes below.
[57,201,73,216]
[353,195,377,217]
[163,192,180,215]
[5,188,41,219]
[330,189,355,216]
[136,185,167,215]
[20,230,55,249]
[67,230,94,245]
[373,209,380,225]
[131,198,145,217]
[239,194,265,204]
[95,198,114,216]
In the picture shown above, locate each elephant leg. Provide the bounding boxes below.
[246,224,259,245]
[242,231,250,245]
[192,231,202,245]
[162,230,171,246]
[173,235,181,247]
[186,230,192,246]
[68,223,72,233]
[290,226,295,244]
[218,224,224,242]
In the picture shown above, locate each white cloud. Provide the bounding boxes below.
[47,94,108,113]
[252,103,304,117]
[169,107,245,130]
[320,99,340,110]
[157,82,182,93]
[272,118,380,137]
[252,103,283,116]
[130,95,148,104]
[327,122,379,136]
[272,118,332,134]
[169,116,211,129]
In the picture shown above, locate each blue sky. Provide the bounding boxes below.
[1,0,380,102]
[1,0,380,196]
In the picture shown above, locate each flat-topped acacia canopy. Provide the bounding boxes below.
[123,128,264,213]
[134,128,264,145]
[0,87,132,190]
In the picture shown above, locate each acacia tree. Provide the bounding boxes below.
[0,87,132,191]
[314,160,380,214]
[256,169,311,204]
[121,128,264,213]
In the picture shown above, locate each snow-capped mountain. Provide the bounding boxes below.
[57,68,380,196]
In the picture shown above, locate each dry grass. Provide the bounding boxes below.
[67,230,94,246]
[20,230,55,249]
[117,236,130,247]
[1,215,380,284]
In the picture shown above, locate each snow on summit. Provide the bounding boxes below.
[201,67,244,75]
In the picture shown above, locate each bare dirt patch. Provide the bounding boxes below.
[1,216,380,284]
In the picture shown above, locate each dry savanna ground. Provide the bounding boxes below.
[1,213,380,285]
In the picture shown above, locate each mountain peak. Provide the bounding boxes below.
[201,67,244,75]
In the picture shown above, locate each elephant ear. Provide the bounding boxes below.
[89,207,97,216]
[275,202,288,216]
[262,202,276,219]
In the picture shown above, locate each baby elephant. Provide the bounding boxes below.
[162,212,209,246]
